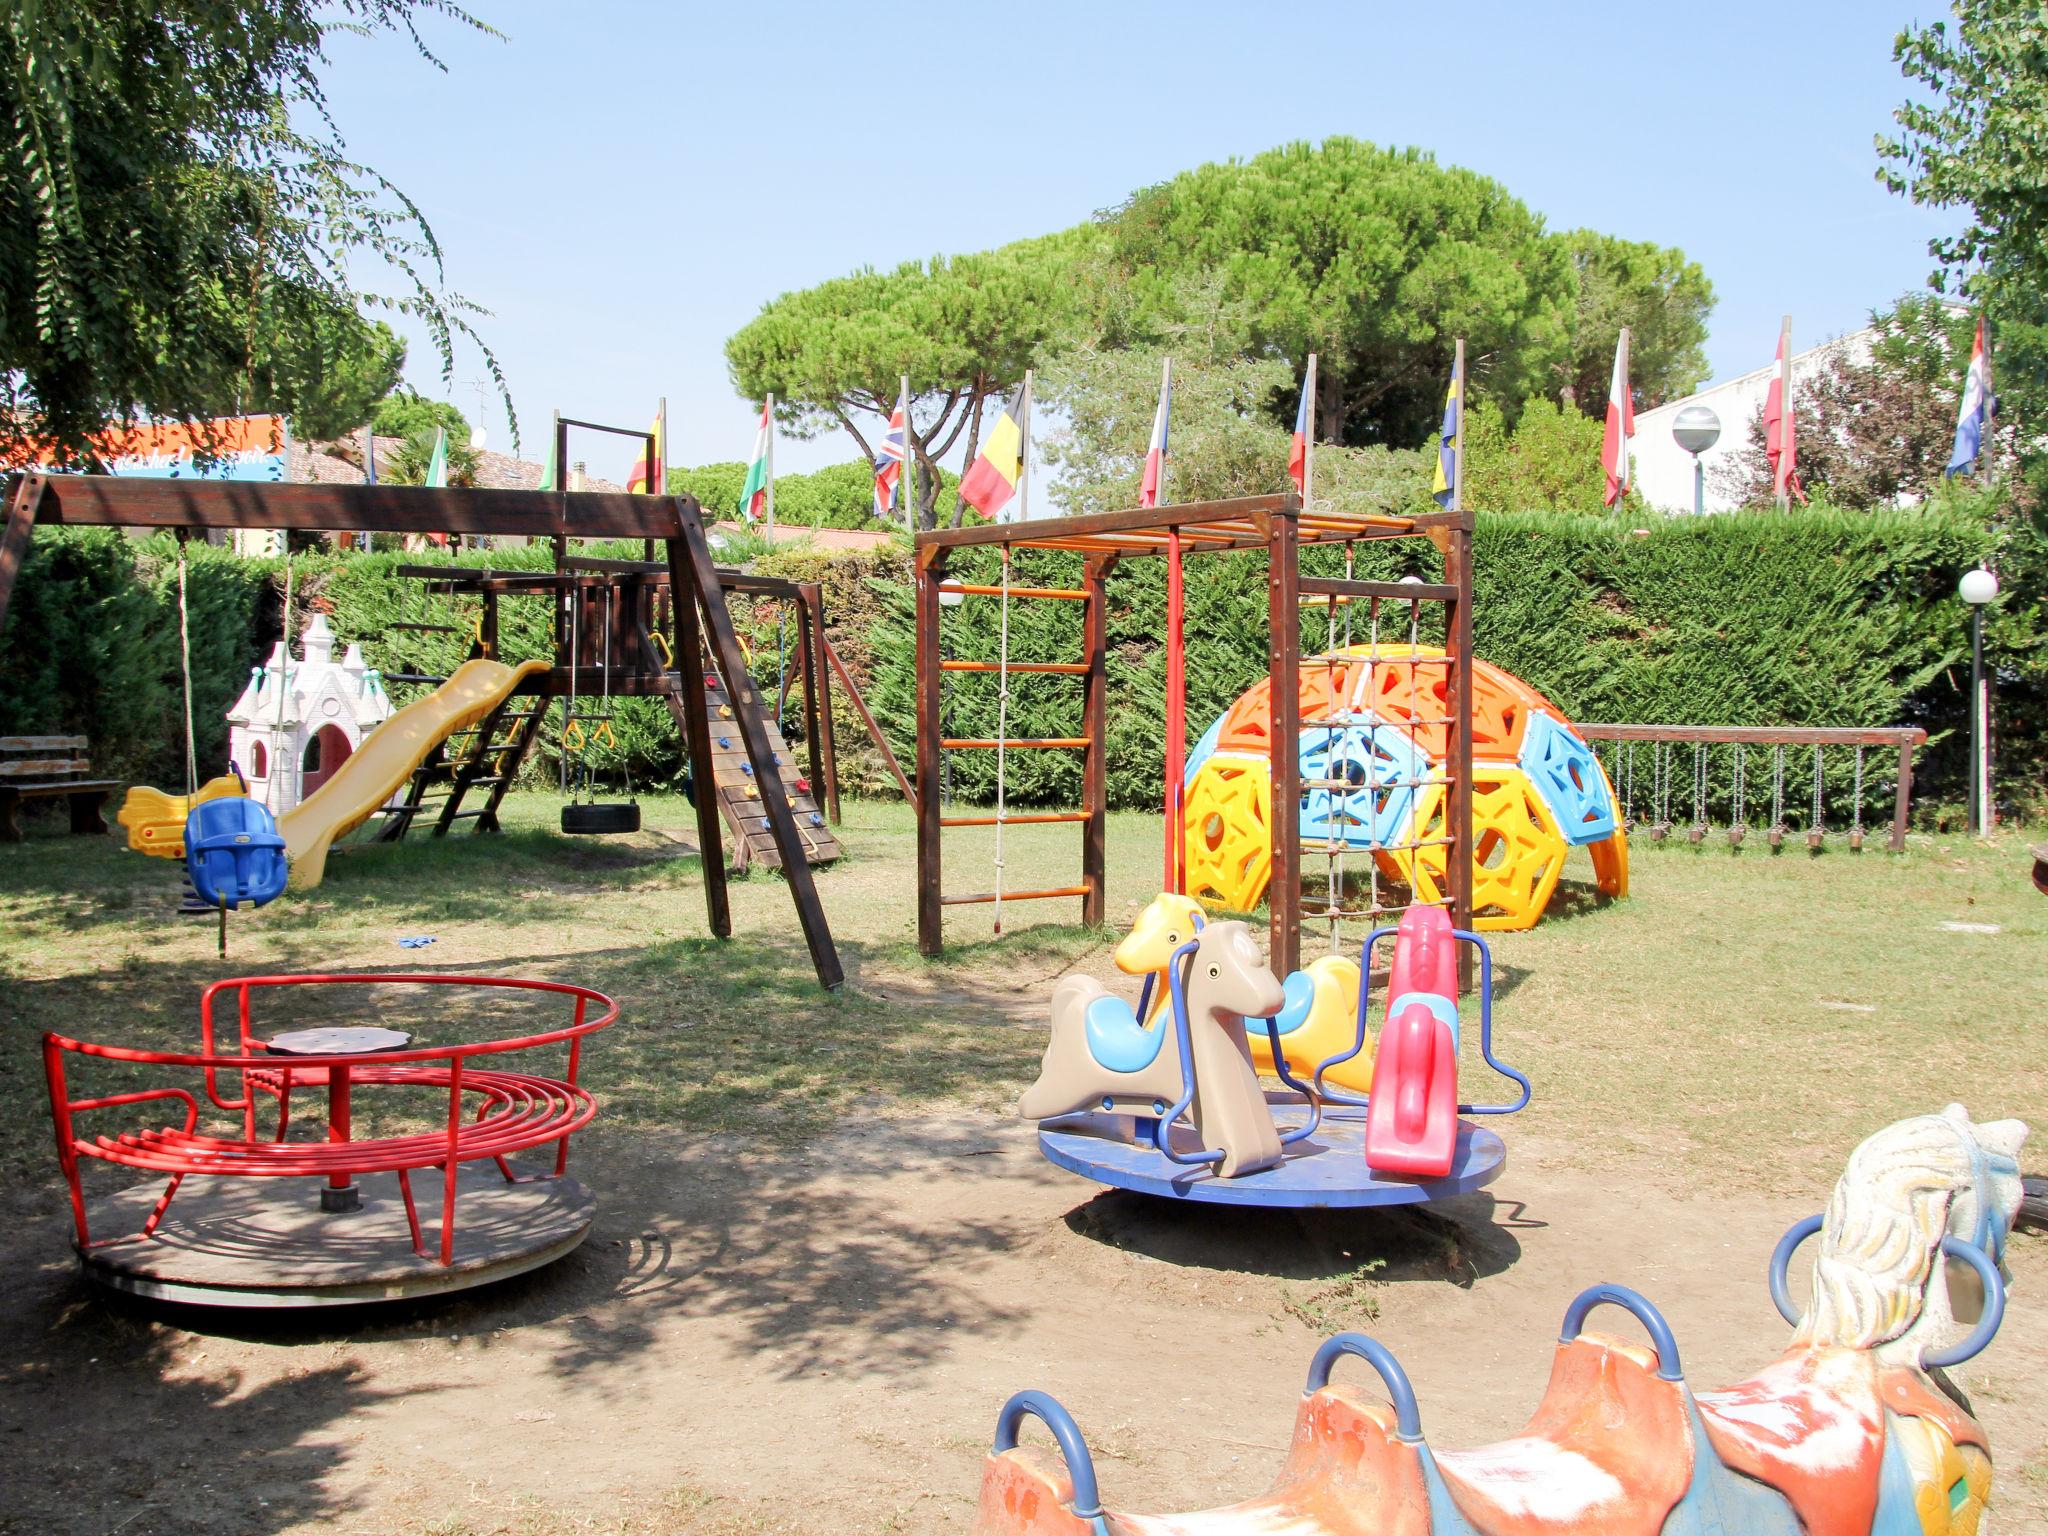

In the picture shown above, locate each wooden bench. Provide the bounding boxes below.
[0,735,121,842]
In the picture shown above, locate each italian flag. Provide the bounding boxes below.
[739,401,772,524]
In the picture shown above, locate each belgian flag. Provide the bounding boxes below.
[959,377,1031,519]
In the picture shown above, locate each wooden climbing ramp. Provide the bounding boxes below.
[690,666,840,871]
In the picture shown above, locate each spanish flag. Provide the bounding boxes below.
[625,402,666,494]
[959,377,1031,520]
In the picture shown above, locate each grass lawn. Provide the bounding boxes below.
[1,789,2041,1193]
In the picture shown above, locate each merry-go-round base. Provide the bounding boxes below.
[75,1161,596,1309]
[1037,1097,1506,1208]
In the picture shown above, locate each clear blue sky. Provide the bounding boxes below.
[320,0,1959,484]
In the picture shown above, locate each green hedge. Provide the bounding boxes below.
[0,530,273,786]
[5,498,2039,821]
[863,498,2046,816]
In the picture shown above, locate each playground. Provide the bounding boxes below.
[1,791,2043,1535]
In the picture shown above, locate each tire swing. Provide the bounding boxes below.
[560,582,640,836]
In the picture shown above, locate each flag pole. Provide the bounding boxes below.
[1776,316,1792,512]
[1451,339,1466,512]
[1302,352,1318,508]
[1161,355,1183,894]
[1615,328,1630,496]
[1015,370,1033,524]
[765,392,776,532]
[901,373,915,536]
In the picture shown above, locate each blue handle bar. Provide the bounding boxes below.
[1303,1333,1422,1442]
[992,1391,1110,1536]
[1766,1214,1827,1327]
[1154,937,1224,1167]
[1766,1214,2007,1367]
[1559,1284,1684,1381]
[1305,923,1531,1115]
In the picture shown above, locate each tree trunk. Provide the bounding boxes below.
[1315,365,1347,449]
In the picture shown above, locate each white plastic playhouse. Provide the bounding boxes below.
[225,614,393,814]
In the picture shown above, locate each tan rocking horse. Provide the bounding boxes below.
[1019,917,1286,1178]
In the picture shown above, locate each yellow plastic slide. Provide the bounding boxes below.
[281,657,550,890]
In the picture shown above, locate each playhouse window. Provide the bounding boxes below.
[249,741,268,777]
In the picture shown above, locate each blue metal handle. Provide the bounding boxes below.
[992,1391,1110,1536]
[1767,1214,1826,1326]
[1306,924,1531,1116]
[1260,1015,1323,1146]
[1925,1236,2008,1367]
[1452,930,1530,1115]
[1155,938,1224,1167]
[1309,926,1397,1109]
[1303,1334,1422,1443]
[1559,1284,1684,1381]
[1768,1215,2008,1366]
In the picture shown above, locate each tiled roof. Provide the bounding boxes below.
[290,437,623,493]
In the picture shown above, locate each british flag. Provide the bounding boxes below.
[874,385,908,520]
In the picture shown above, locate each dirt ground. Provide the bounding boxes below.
[3,1117,2044,1536]
[3,800,2045,1535]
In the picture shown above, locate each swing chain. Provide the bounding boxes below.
[1691,743,1708,841]
[1729,744,1747,845]
[1851,746,1865,847]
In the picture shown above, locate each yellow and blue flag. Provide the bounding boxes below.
[1430,362,1461,508]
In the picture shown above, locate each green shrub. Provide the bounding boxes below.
[864,496,2044,815]
[0,530,272,786]
[7,494,2036,821]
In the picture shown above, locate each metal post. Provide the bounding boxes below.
[1267,500,1301,975]
[1692,456,1704,519]
[1970,605,1988,836]
[1776,316,1793,513]
[916,550,946,956]
[1892,739,1913,853]
[901,373,915,537]
[1016,370,1034,525]
[765,393,776,533]
[1082,555,1113,930]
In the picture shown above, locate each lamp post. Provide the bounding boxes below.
[1672,405,1721,517]
[1958,567,1999,836]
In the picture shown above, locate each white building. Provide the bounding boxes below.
[225,614,392,813]
[1631,328,1875,514]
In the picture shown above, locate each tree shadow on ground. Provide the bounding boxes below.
[0,1259,410,1535]
[33,1121,1032,1409]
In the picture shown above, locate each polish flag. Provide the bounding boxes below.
[1139,359,1172,508]
[1601,330,1634,507]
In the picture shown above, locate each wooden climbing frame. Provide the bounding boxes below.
[0,473,847,991]
[913,491,1475,974]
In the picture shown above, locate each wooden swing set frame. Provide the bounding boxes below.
[0,472,846,991]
